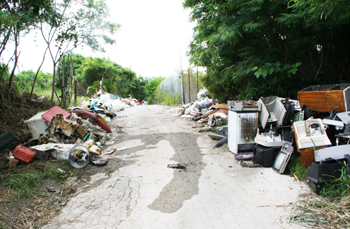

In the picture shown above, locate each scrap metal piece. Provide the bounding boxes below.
[68,145,90,169]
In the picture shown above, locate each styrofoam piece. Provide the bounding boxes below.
[293,119,331,150]
[314,145,350,162]
[24,111,49,140]
[259,96,287,129]
[42,106,71,122]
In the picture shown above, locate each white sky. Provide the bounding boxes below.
[2,0,196,78]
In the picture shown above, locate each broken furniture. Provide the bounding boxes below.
[298,83,350,112]
[228,100,260,154]
[293,119,332,168]
[272,143,294,174]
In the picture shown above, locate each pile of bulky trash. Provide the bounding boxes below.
[1,90,139,169]
[176,88,229,148]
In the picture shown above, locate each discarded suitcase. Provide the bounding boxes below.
[13,145,37,163]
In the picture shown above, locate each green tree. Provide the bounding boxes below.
[184,0,350,102]
[130,76,148,100]
[145,77,165,104]
[0,0,53,89]
[76,57,137,97]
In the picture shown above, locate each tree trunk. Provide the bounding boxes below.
[8,30,20,90]
[30,46,49,100]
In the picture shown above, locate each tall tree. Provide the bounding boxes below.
[35,0,119,104]
[76,57,137,97]
[184,0,350,101]
[0,0,53,89]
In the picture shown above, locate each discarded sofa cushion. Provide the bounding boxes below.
[73,110,112,133]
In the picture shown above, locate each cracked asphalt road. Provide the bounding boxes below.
[42,105,307,229]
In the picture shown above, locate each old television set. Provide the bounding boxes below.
[272,143,294,174]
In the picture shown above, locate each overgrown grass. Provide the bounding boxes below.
[320,163,350,198]
[291,161,350,228]
[1,166,71,197]
[155,92,181,105]
[289,157,307,179]
[0,161,74,228]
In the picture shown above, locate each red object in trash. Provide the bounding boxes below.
[13,145,36,163]
[73,110,112,133]
[42,106,71,123]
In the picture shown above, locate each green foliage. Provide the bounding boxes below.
[76,57,137,97]
[320,162,350,198]
[1,167,70,197]
[289,157,307,179]
[184,0,350,101]
[13,70,52,93]
[145,77,165,104]
[154,86,180,105]
[130,76,148,100]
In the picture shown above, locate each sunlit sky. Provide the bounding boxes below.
[2,0,196,78]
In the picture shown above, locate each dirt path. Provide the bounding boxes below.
[42,105,307,229]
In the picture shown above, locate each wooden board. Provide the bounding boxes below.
[212,104,228,109]
[298,90,345,112]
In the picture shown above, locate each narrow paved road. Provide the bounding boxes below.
[43,105,306,229]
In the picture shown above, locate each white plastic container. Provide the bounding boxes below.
[24,111,49,139]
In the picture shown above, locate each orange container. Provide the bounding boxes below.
[13,145,36,163]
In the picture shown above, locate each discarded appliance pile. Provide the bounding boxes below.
[178,84,350,193]
[1,91,135,169]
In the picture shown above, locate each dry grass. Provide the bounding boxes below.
[291,193,350,228]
